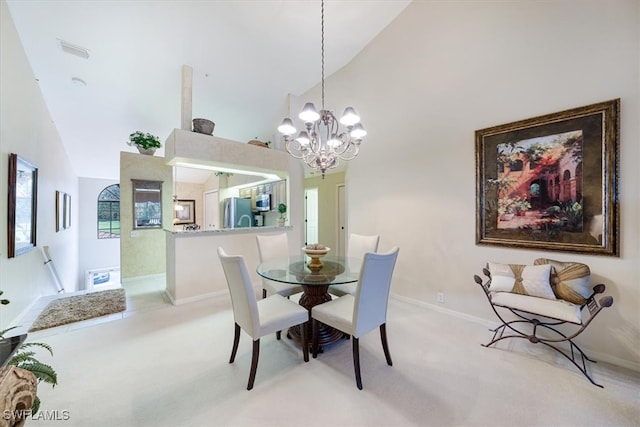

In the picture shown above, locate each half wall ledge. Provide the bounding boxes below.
[164,128,289,178]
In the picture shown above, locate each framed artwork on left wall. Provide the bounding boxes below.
[64,193,71,229]
[8,153,38,258]
[56,190,71,231]
[56,190,64,232]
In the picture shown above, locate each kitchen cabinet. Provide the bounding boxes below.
[271,180,286,210]
[235,179,287,213]
[238,188,254,210]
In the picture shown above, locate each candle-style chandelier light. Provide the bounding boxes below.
[278,0,366,179]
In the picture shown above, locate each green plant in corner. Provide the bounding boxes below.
[0,292,58,413]
[278,203,287,220]
[127,131,162,150]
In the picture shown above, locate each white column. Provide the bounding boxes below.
[181,65,193,131]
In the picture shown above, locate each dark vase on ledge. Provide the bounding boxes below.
[193,118,215,135]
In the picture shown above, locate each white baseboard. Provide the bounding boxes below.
[390,293,640,373]
[391,293,494,327]
[164,283,263,306]
[120,273,166,284]
[164,289,228,306]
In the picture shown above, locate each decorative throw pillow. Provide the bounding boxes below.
[488,262,556,300]
[534,258,591,305]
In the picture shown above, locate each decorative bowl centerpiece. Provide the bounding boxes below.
[302,244,330,271]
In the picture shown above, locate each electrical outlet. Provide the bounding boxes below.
[437,292,445,303]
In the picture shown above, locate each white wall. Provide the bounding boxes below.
[300,0,639,369]
[78,177,120,289]
[0,0,78,324]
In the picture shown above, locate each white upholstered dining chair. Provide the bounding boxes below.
[328,233,380,297]
[217,247,309,390]
[256,233,304,299]
[311,247,399,390]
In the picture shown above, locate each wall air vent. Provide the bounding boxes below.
[59,39,90,59]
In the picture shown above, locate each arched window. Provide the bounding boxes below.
[98,184,120,239]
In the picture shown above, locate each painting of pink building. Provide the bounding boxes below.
[495,130,583,232]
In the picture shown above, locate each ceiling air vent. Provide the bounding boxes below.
[59,39,90,59]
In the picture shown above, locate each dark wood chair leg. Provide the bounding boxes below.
[352,337,363,390]
[229,323,241,363]
[247,339,260,390]
[380,323,393,366]
[312,319,320,358]
[301,322,309,362]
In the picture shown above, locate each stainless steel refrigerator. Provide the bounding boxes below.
[223,197,253,228]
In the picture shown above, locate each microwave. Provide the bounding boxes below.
[256,193,270,212]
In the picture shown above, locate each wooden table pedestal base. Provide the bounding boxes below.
[288,284,345,350]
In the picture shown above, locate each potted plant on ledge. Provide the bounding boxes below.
[277,203,287,227]
[127,131,161,155]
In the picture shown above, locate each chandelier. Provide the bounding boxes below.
[278,0,366,179]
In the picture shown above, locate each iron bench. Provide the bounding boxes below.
[473,265,614,387]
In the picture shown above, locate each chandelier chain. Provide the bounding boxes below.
[277,0,365,179]
[321,0,325,111]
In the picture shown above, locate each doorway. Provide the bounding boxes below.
[204,190,219,230]
[337,184,346,256]
[304,188,318,245]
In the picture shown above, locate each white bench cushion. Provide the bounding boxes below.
[491,291,582,324]
[488,262,556,300]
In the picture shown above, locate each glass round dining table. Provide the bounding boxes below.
[257,255,361,348]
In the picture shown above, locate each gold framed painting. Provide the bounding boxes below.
[475,99,619,256]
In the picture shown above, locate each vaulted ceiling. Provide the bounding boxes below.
[6,0,411,180]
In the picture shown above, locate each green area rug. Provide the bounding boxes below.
[28,288,127,332]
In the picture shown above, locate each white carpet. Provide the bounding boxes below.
[26,281,640,427]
